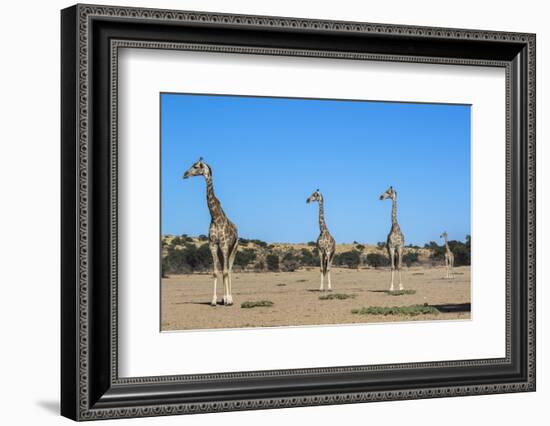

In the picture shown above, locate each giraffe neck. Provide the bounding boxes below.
[204,173,225,220]
[391,197,398,226]
[444,237,451,252]
[318,199,327,231]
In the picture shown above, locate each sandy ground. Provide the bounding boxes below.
[161,266,470,331]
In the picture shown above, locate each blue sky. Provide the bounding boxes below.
[161,93,470,245]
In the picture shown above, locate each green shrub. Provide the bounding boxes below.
[241,300,274,308]
[385,289,416,296]
[319,293,356,300]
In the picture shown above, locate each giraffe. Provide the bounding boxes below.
[183,158,238,306]
[379,186,405,291]
[307,190,336,291]
[440,231,455,279]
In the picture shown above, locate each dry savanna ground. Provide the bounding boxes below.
[161,265,470,331]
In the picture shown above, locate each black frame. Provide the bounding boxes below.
[61,4,536,421]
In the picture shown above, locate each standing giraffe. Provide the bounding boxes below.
[183,158,238,306]
[440,231,455,279]
[307,190,336,291]
[379,186,405,291]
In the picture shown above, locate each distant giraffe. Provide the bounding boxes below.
[440,231,455,279]
[379,186,405,291]
[183,158,238,306]
[307,190,336,291]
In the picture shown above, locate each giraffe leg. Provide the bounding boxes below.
[226,240,238,305]
[319,255,325,291]
[220,247,231,306]
[397,246,404,290]
[327,253,333,291]
[209,244,221,306]
[389,248,396,292]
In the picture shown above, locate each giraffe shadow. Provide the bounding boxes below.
[431,303,471,313]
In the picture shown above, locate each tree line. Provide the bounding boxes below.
[162,235,471,276]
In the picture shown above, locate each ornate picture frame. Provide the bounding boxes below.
[61,4,535,421]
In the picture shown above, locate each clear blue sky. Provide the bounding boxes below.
[161,93,470,245]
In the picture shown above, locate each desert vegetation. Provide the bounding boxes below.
[161,234,471,276]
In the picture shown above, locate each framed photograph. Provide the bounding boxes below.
[61,4,536,421]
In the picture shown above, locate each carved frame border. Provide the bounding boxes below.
[62,3,536,421]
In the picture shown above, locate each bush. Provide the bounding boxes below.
[241,300,274,309]
[307,241,316,247]
[366,253,390,267]
[162,243,212,275]
[234,248,256,269]
[266,254,279,271]
[377,242,386,249]
[355,244,365,251]
[198,234,208,241]
[352,304,439,316]
[299,248,319,266]
[281,252,300,272]
[402,252,419,267]
[334,250,361,269]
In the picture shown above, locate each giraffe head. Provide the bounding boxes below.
[306,189,323,204]
[440,231,448,240]
[379,186,397,201]
[183,158,211,179]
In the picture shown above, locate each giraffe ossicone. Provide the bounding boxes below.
[183,158,238,306]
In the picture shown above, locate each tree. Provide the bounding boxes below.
[266,254,279,271]
[355,244,365,251]
[377,241,386,249]
[197,234,208,241]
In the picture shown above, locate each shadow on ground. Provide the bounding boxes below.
[431,303,471,313]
